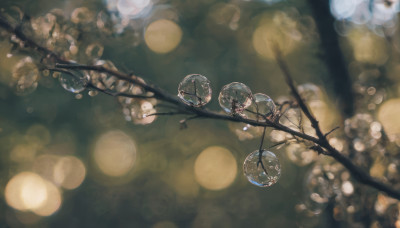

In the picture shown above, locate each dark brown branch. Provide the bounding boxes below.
[274,48,326,142]
[147,112,187,116]
[0,14,68,64]
[1,12,400,200]
[274,49,400,200]
[86,84,155,100]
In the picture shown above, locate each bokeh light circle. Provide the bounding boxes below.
[194,146,237,190]
[145,19,182,54]
[93,130,137,177]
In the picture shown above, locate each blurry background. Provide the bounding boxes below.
[0,0,400,227]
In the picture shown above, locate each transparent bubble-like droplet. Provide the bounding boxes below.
[243,149,281,187]
[219,82,252,115]
[85,43,104,59]
[11,57,39,96]
[71,7,93,24]
[88,90,98,97]
[59,70,89,93]
[178,74,212,107]
[246,93,276,121]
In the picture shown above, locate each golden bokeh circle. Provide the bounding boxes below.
[145,19,182,54]
[93,130,137,177]
[194,146,237,190]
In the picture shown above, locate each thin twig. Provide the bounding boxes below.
[146,112,187,117]
[325,126,340,137]
[257,127,269,176]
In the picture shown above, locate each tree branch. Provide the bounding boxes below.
[1,12,399,200]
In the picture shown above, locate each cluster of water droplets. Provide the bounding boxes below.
[177,75,282,186]
[291,78,400,227]
[177,75,277,121]
[120,97,157,125]
[117,75,157,125]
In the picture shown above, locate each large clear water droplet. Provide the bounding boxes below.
[243,149,281,187]
[59,70,89,93]
[11,57,39,96]
[178,74,212,107]
[218,82,252,115]
[245,93,276,121]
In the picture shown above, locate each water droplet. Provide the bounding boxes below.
[178,74,212,107]
[245,93,276,121]
[71,7,93,24]
[243,149,281,187]
[11,57,39,96]
[41,69,50,77]
[75,94,83,99]
[85,43,104,59]
[59,70,89,93]
[88,90,98,97]
[219,82,252,115]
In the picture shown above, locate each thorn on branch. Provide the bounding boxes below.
[325,126,340,137]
